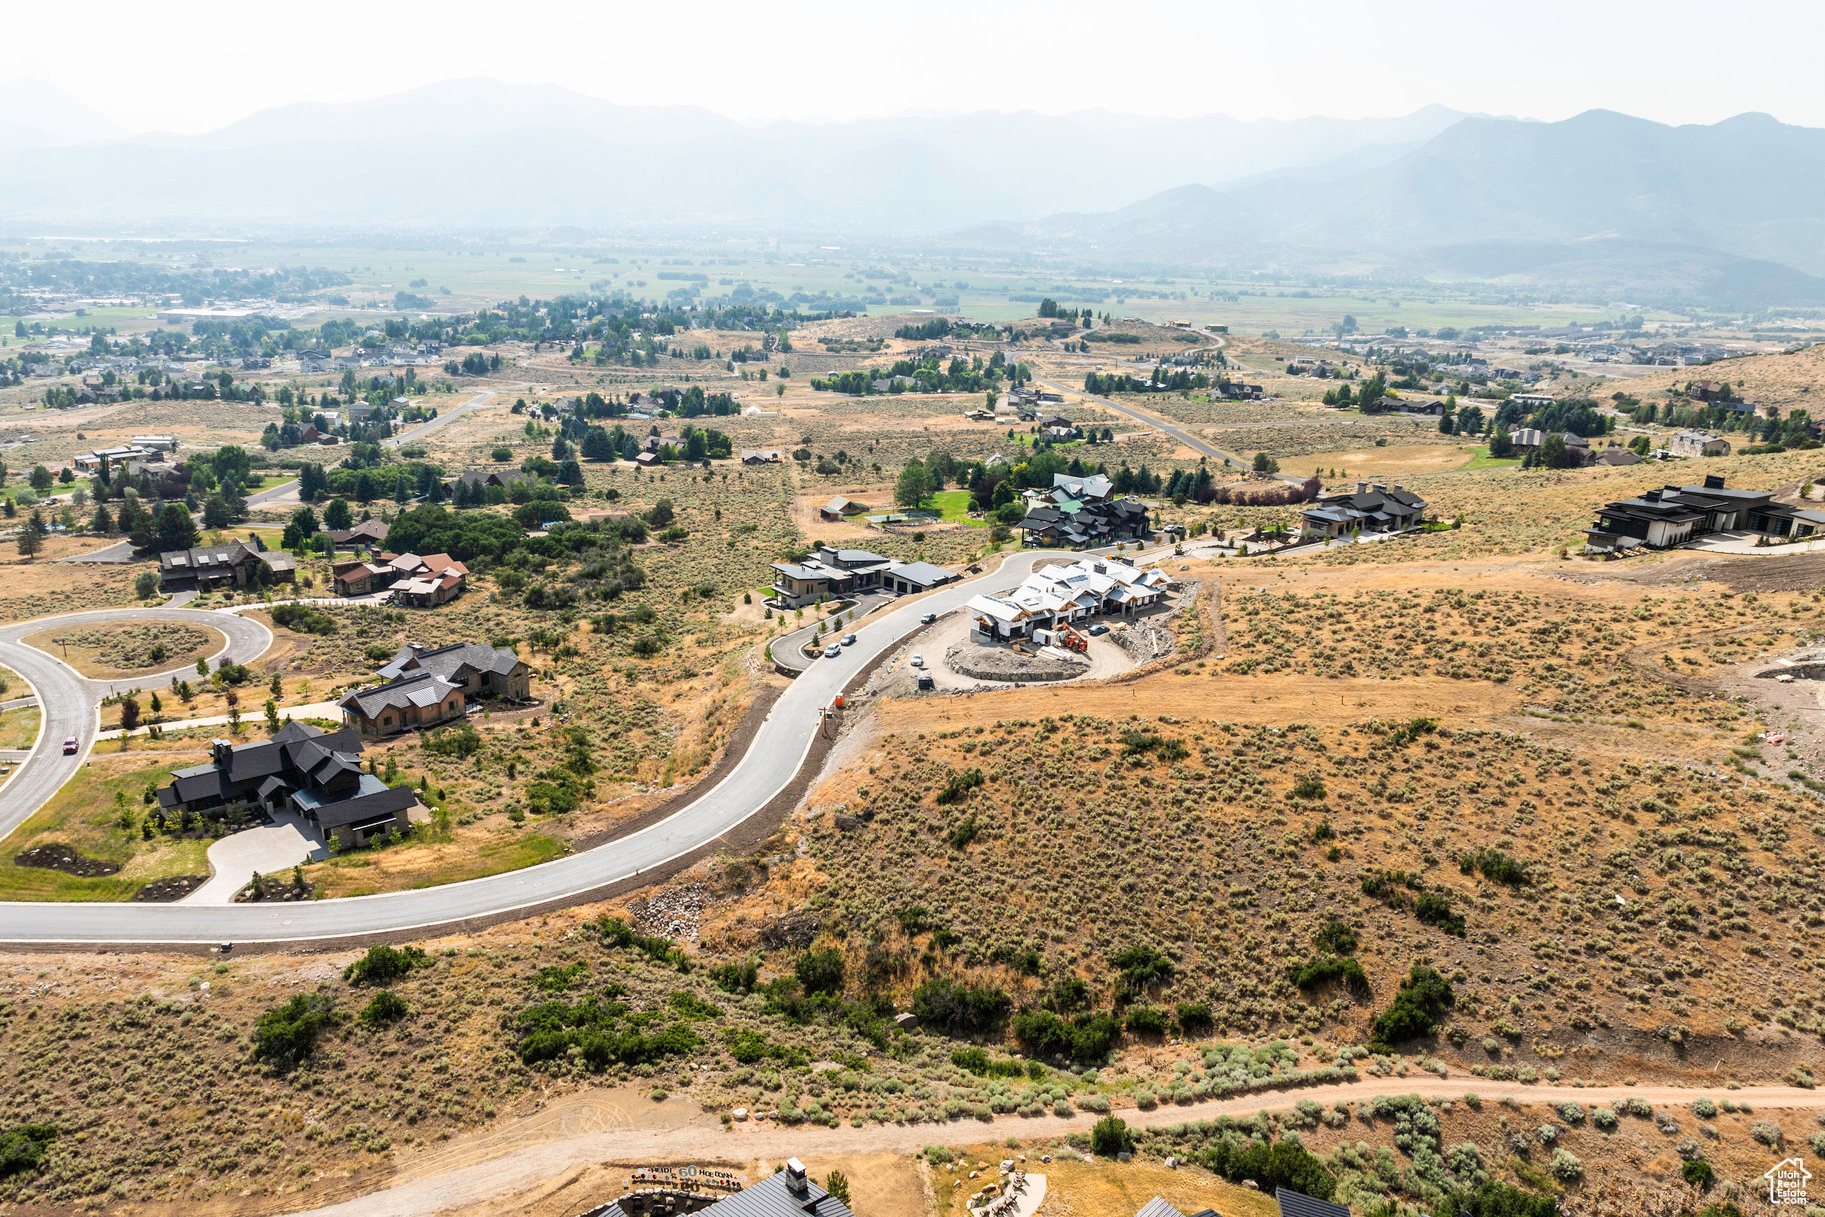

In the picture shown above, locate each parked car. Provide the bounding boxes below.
[916,674,935,691]
[909,654,924,668]
[822,644,842,659]
[920,612,937,624]
[841,633,857,646]
[1087,623,1110,636]
[62,736,78,754]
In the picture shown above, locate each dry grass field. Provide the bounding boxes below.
[21,620,224,680]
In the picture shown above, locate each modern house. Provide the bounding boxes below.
[1299,482,1428,540]
[1017,476,1150,548]
[1595,442,1641,466]
[331,552,466,603]
[338,671,466,738]
[156,722,418,847]
[769,545,959,608]
[967,556,1170,641]
[158,540,297,592]
[1670,429,1731,458]
[740,449,783,464]
[1511,392,1557,409]
[376,641,532,701]
[1584,475,1825,550]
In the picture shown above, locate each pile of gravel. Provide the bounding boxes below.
[945,641,1089,683]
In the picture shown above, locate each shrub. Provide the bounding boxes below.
[0,1124,57,1179]
[1125,1006,1168,1037]
[1288,953,1370,998]
[358,989,409,1028]
[1291,772,1326,800]
[1437,1181,1558,1217]
[595,916,690,970]
[252,993,341,1070]
[1012,1010,1122,1062]
[1556,1101,1585,1125]
[946,816,980,849]
[1549,1149,1582,1181]
[1592,1106,1618,1130]
[1312,918,1359,956]
[795,948,846,996]
[710,959,759,995]
[269,603,339,635]
[1368,965,1455,1053]
[1683,1159,1714,1191]
[1460,847,1531,886]
[516,996,703,1069]
[910,977,1010,1034]
[422,722,484,758]
[1207,1139,1336,1201]
[1414,890,1467,936]
[1176,1002,1214,1035]
[935,768,984,805]
[343,944,430,985]
[1090,1115,1133,1156]
[1751,1120,1783,1147]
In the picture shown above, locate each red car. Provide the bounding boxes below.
[61,736,78,755]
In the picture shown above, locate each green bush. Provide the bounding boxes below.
[795,948,846,996]
[358,989,409,1028]
[252,993,341,1070]
[595,916,691,970]
[1203,1139,1336,1201]
[1090,1115,1134,1156]
[910,977,1010,1034]
[1682,1159,1714,1191]
[936,768,985,805]
[710,960,759,994]
[1368,965,1455,1053]
[1012,1010,1121,1062]
[1312,918,1359,955]
[343,944,431,985]
[516,995,702,1069]
[1176,1002,1214,1035]
[1437,1181,1558,1217]
[1288,953,1371,998]
[1125,1005,1168,1037]
[269,603,339,635]
[0,1124,56,1179]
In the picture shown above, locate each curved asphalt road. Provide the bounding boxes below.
[0,551,1074,946]
[0,608,274,840]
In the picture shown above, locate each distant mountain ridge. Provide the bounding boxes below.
[951,109,1825,306]
[0,78,1469,232]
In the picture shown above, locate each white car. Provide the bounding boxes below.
[909,654,924,668]
[822,644,842,659]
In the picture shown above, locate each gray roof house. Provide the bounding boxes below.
[338,671,467,739]
[1299,482,1427,540]
[156,722,416,845]
[376,641,531,701]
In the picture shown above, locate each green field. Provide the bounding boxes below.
[927,488,989,527]
[1458,445,1522,470]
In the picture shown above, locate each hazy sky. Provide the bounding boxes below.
[13,0,1825,134]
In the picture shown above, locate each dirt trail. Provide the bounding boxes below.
[288,1076,1825,1217]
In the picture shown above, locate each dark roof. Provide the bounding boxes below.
[377,641,525,683]
[309,784,418,831]
[160,723,365,808]
[158,541,262,573]
[1275,1188,1350,1217]
[339,670,463,718]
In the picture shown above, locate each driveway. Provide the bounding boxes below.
[769,591,895,673]
[183,810,326,905]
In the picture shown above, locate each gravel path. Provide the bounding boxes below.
[284,1076,1825,1217]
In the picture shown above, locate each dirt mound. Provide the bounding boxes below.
[131,874,207,902]
[15,843,119,877]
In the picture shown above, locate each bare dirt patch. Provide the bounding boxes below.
[14,842,120,877]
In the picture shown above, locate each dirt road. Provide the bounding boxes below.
[287,1075,1825,1217]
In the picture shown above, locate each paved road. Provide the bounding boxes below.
[0,551,1076,945]
[1037,375,1301,488]
[769,591,895,674]
[0,608,273,839]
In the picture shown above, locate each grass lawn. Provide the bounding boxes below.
[304,827,567,898]
[927,489,989,527]
[1458,445,1522,470]
[0,745,211,900]
[0,705,40,750]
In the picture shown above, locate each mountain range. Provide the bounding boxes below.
[0,78,1464,231]
[952,110,1825,307]
[2,79,1823,307]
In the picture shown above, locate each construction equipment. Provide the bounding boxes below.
[1056,623,1089,652]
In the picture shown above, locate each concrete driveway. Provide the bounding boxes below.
[183,811,327,905]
